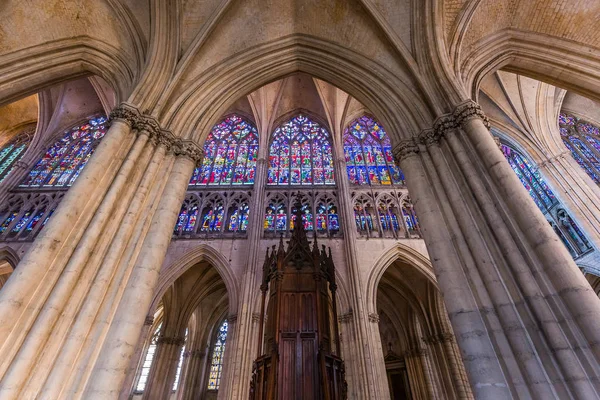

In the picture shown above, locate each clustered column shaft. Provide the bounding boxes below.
[394,99,600,399]
[0,103,203,400]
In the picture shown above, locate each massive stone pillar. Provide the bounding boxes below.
[0,103,203,399]
[332,144,389,399]
[394,99,600,399]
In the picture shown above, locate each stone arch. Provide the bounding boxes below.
[160,35,437,148]
[150,244,239,315]
[0,37,135,108]
[461,32,600,103]
[365,243,436,315]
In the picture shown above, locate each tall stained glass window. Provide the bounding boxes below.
[207,320,228,391]
[20,115,107,188]
[559,113,600,184]
[190,115,258,186]
[267,115,334,185]
[501,144,557,211]
[343,115,404,185]
[0,132,32,182]
[136,322,162,392]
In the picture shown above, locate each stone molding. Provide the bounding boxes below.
[157,335,186,346]
[453,99,490,129]
[338,310,353,323]
[423,332,454,344]
[184,349,206,358]
[404,345,428,358]
[144,315,154,326]
[108,103,141,128]
[228,313,238,323]
[252,312,261,323]
[392,139,420,162]
[368,313,380,323]
[108,103,204,163]
[173,139,205,165]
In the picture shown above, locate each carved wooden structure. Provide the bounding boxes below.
[250,196,347,399]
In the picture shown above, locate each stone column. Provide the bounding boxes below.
[142,334,186,400]
[332,129,389,399]
[83,142,200,398]
[179,348,208,400]
[223,149,268,399]
[396,99,600,399]
[394,138,509,398]
[0,102,204,400]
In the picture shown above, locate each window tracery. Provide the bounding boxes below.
[207,319,228,391]
[499,138,593,259]
[343,115,404,185]
[0,130,33,182]
[352,190,420,239]
[174,191,251,237]
[267,115,335,186]
[501,144,556,211]
[190,115,258,186]
[0,192,63,241]
[263,191,340,237]
[20,115,107,188]
[558,113,600,183]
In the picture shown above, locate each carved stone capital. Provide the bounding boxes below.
[405,345,428,358]
[416,129,440,147]
[13,160,29,170]
[424,331,454,344]
[368,313,380,323]
[108,103,142,127]
[227,313,238,323]
[153,130,176,150]
[338,310,354,323]
[453,99,490,128]
[392,139,419,163]
[144,315,154,326]
[157,335,186,346]
[252,312,261,323]
[173,139,204,165]
[134,114,162,138]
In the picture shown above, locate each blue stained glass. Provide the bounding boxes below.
[208,320,229,390]
[0,212,18,233]
[192,115,258,186]
[20,115,106,188]
[343,115,404,186]
[268,115,335,186]
[501,144,556,210]
[559,113,600,184]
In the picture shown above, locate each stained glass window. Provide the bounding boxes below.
[227,203,249,232]
[402,203,420,237]
[501,144,557,211]
[343,116,404,185]
[190,115,258,186]
[207,320,228,391]
[559,113,600,184]
[316,203,339,233]
[20,115,107,188]
[136,322,162,392]
[0,193,61,241]
[267,115,334,185]
[353,196,375,235]
[290,202,313,231]
[0,132,32,182]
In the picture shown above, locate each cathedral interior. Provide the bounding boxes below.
[1,1,600,399]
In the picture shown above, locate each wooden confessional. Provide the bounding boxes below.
[250,196,347,399]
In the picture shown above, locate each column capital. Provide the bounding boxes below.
[173,139,204,166]
[453,99,490,129]
[157,335,186,346]
[392,139,420,162]
[338,310,354,323]
[108,103,142,127]
[368,313,380,323]
[143,315,154,326]
[227,313,238,323]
